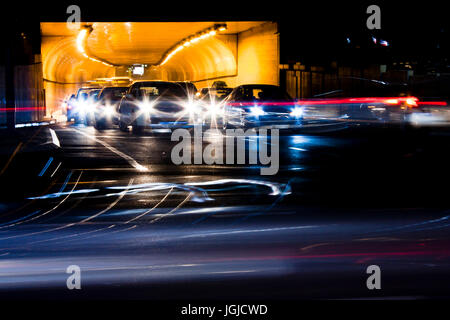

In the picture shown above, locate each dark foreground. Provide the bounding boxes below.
[0,123,450,299]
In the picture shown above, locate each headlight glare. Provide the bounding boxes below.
[104,106,115,115]
[250,106,265,116]
[139,102,154,113]
[290,106,303,118]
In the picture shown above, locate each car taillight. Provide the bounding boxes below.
[417,101,448,106]
[383,97,419,107]
[295,97,420,107]
[405,97,419,107]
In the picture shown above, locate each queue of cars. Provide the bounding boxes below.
[63,78,448,133]
[94,86,129,129]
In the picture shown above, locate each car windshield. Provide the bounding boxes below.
[99,87,128,101]
[76,88,94,99]
[236,86,292,101]
[137,83,187,99]
[177,82,197,94]
[200,88,232,101]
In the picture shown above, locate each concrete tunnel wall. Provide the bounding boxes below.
[159,22,279,89]
[41,22,279,117]
[41,34,115,117]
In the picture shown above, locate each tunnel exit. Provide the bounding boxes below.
[40,21,279,118]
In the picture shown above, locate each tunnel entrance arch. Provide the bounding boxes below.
[41,21,279,117]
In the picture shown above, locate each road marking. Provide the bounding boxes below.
[49,128,60,147]
[23,179,133,245]
[0,142,23,175]
[125,187,173,224]
[149,192,193,224]
[50,162,62,177]
[38,157,54,176]
[72,128,148,171]
[180,225,317,239]
[80,178,134,223]
[0,171,82,235]
[289,146,307,151]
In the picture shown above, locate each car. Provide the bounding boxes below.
[117,81,194,134]
[68,87,101,124]
[85,89,102,125]
[94,86,129,129]
[299,78,421,128]
[175,81,198,98]
[65,94,77,121]
[197,87,233,125]
[198,87,232,102]
[221,84,303,130]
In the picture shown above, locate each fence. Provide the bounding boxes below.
[282,64,404,99]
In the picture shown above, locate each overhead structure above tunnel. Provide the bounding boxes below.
[40,21,279,116]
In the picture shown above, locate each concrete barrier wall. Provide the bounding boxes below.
[0,64,45,126]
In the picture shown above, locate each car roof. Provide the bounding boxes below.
[132,80,176,85]
[236,84,280,88]
[101,86,128,90]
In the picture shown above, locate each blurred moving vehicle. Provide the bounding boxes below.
[94,86,129,129]
[406,77,450,127]
[222,84,303,129]
[407,99,450,127]
[298,96,421,127]
[118,81,193,133]
[299,78,423,128]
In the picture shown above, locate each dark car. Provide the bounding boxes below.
[68,87,100,124]
[94,86,129,129]
[85,89,101,125]
[117,81,192,133]
[198,87,232,102]
[221,84,302,129]
[66,94,77,121]
[176,81,198,97]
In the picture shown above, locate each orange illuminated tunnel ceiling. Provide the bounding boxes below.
[41,22,264,84]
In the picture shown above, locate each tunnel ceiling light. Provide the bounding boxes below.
[76,25,115,68]
[76,28,88,54]
[158,23,227,67]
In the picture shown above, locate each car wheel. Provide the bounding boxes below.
[132,120,144,134]
[132,125,144,134]
[119,120,128,132]
[95,120,104,130]
[222,116,231,130]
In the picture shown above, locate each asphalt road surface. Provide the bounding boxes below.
[1,123,450,299]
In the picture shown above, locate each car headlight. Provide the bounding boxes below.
[104,106,115,116]
[207,103,222,116]
[249,106,265,116]
[139,102,154,113]
[76,101,88,113]
[290,106,303,118]
[185,102,200,114]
